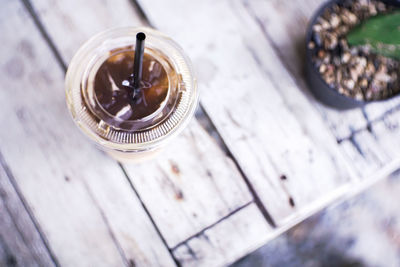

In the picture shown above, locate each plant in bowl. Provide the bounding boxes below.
[305,0,400,109]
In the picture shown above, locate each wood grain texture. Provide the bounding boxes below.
[30,0,260,247]
[0,1,175,266]
[242,0,400,136]
[32,0,145,63]
[363,96,400,122]
[0,163,55,267]
[340,108,400,179]
[238,0,400,180]
[4,0,398,265]
[241,0,369,140]
[173,203,273,267]
[123,121,253,247]
[242,0,400,140]
[137,0,351,224]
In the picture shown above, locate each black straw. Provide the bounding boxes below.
[133,32,146,92]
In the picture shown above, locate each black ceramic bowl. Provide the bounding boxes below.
[305,0,400,109]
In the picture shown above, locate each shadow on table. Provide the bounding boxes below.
[231,170,400,267]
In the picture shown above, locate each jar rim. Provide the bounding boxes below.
[65,27,198,152]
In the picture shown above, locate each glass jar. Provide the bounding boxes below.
[65,27,198,162]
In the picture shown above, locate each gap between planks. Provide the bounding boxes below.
[242,0,400,142]
[170,201,253,252]
[0,151,60,266]
[131,0,400,262]
[246,161,400,260]
[118,163,181,266]
[136,0,356,226]
[1,0,178,262]
[19,0,180,264]
[133,0,278,228]
[196,106,277,227]
[22,0,276,256]
[337,104,400,143]
[21,0,67,72]
[43,0,276,230]
[9,0,400,265]
[237,0,400,182]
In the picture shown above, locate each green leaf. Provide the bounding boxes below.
[347,11,400,59]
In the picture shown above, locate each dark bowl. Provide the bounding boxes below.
[305,0,400,109]
[382,0,400,6]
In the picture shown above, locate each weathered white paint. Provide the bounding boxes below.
[173,204,273,267]
[2,0,400,266]
[244,0,400,139]
[232,0,400,182]
[242,0,369,140]
[0,164,55,266]
[336,108,400,180]
[33,0,145,63]
[32,0,257,248]
[124,121,253,247]
[137,0,351,225]
[0,1,175,266]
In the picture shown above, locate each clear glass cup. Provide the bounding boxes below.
[65,27,198,162]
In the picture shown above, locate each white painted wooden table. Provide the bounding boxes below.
[1,0,400,266]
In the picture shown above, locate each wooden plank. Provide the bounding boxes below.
[364,98,400,122]
[0,193,37,267]
[123,121,252,246]
[0,1,176,266]
[31,0,259,247]
[137,0,351,224]
[338,107,400,179]
[233,0,400,180]
[0,163,55,267]
[172,203,273,267]
[242,0,368,140]
[32,0,145,63]
[342,132,389,178]
[372,111,400,159]
[0,239,7,266]
[244,0,400,137]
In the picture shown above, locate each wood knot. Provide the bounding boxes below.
[129,259,136,267]
[6,255,17,266]
[18,39,35,59]
[16,108,27,122]
[175,190,184,200]
[0,189,7,199]
[4,56,24,79]
[289,197,295,207]
[170,161,180,175]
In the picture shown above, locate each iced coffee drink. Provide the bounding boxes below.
[65,27,198,162]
